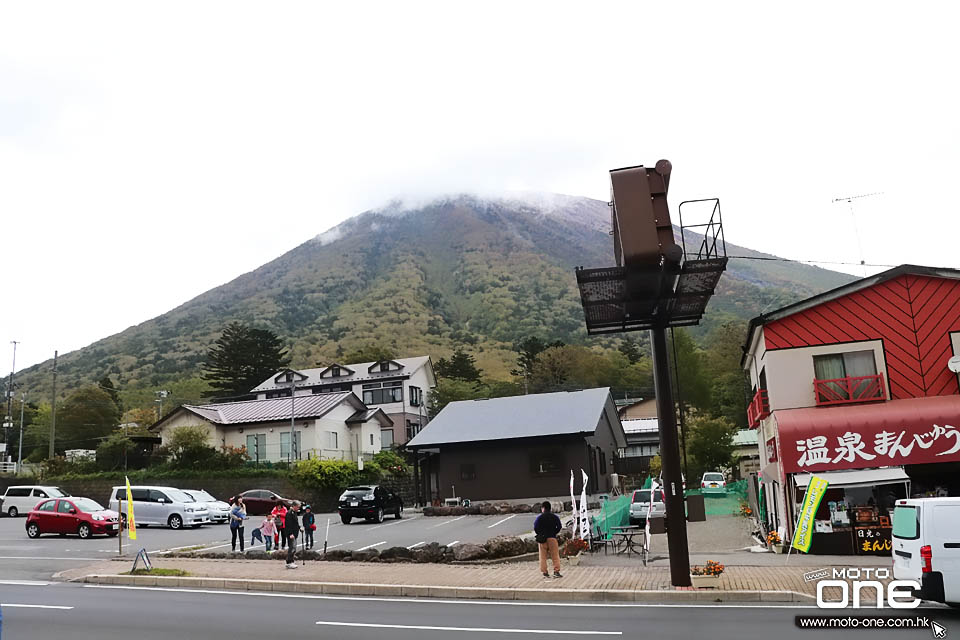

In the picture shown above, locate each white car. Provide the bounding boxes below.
[700,472,727,494]
[892,497,960,606]
[1,485,70,517]
[183,489,231,523]
[110,485,210,529]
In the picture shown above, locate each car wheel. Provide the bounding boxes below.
[78,523,92,539]
[394,504,403,520]
[375,508,384,524]
[26,522,40,538]
[340,515,352,525]
[168,514,183,530]
[7,506,18,518]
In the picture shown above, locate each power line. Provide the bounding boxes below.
[727,255,895,269]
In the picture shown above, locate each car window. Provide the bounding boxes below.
[6,487,31,497]
[57,500,74,513]
[33,489,49,498]
[73,498,104,512]
[193,491,216,502]
[167,489,192,503]
[149,490,169,502]
[47,488,66,497]
[131,488,150,501]
[703,474,724,481]
[892,505,919,539]
[37,499,56,512]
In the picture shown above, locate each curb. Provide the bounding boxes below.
[74,574,815,603]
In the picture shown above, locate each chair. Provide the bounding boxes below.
[589,521,618,555]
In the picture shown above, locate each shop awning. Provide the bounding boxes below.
[776,395,960,474]
[794,467,909,489]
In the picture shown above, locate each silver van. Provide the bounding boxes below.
[1,485,70,517]
[110,485,210,529]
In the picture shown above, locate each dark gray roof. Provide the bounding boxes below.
[407,388,618,448]
[346,408,393,426]
[169,392,361,426]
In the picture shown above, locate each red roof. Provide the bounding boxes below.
[776,395,960,474]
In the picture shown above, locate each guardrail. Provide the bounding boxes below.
[814,373,886,406]
[0,462,18,473]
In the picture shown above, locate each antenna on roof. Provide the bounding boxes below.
[831,192,883,277]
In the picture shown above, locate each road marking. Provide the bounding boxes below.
[487,515,517,528]
[0,580,50,586]
[83,585,819,608]
[157,542,223,555]
[315,621,622,635]
[430,515,466,528]
[447,540,460,546]
[0,556,99,561]
[407,541,427,549]
[370,515,419,530]
[0,603,74,610]
[356,540,387,551]
[324,540,354,550]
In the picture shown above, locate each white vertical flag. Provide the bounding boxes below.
[569,470,577,538]
[579,469,590,540]
[644,478,657,551]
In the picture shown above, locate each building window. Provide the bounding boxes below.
[460,464,476,481]
[380,361,390,372]
[409,386,423,407]
[599,450,607,474]
[813,350,880,404]
[327,431,338,449]
[529,450,564,476]
[314,384,349,394]
[406,420,420,442]
[362,381,403,404]
[280,431,302,459]
[246,434,266,460]
[370,433,375,446]
[331,366,340,377]
[381,429,394,449]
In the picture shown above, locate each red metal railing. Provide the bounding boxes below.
[814,373,886,407]
[747,389,770,428]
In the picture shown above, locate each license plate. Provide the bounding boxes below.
[108,524,117,530]
[350,501,358,507]
[710,484,718,487]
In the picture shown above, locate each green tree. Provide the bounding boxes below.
[58,386,121,450]
[434,347,482,382]
[702,322,750,428]
[202,322,290,397]
[95,431,149,471]
[428,378,520,417]
[669,328,711,414]
[511,337,565,384]
[618,336,643,364]
[161,425,218,468]
[340,344,397,364]
[98,375,123,413]
[686,416,736,480]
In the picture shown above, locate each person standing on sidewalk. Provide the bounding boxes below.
[301,505,316,549]
[533,501,563,578]
[285,501,302,569]
[229,498,248,552]
[260,514,277,552]
[272,502,288,549]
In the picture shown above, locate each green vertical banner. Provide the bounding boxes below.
[791,476,829,552]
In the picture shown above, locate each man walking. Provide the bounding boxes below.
[285,501,302,569]
[533,501,563,578]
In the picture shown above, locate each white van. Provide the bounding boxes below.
[0,486,70,517]
[110,485,210,530]
[892,497,960,606]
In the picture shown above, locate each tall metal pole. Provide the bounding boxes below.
[49,351,58,459]
[650,325,691,587]
[289,376,296,464]
[17,392,25,474]
[6,341,18,449]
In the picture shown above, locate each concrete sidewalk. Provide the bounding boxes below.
[58,556,862,603]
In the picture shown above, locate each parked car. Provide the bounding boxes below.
[110,485,210,529]
[1,485,70,518]
[26,497,119,539]
[229,489,293,516]
[893,497,960,606]
[700,472,727,494]
[338,485,403,524]
[629,487,665,526]
[183,489,231,523]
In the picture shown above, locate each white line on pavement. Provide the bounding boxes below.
[1,603,74,610]
[487,515,517,528]
[447,540,460,546]
[0,580,50,586]
[315,621,622,635]
[370,516,419,530]
[430,515,466,528]
[407,541,426,549]
[356,540,387,551]
[325,541,354,550]
[0,556,99,561]
[83,585,819,608]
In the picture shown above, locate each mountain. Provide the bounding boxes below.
[12,193,855,407]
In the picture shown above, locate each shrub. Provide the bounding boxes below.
[290,458,385,492]
[561,538,589,557]
[372,450,409,475]
[691,560,724,576]
[766,531,781,545]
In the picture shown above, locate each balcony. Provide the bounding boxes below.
[814,373,887,407]
[747,389,770,428]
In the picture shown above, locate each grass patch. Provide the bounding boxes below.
[125,568,189,577]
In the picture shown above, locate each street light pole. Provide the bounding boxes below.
[17,392,25,474]
[49,351,58,459]
[5,341,18,450]
[289,375,296,464]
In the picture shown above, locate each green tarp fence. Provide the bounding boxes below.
[593,495,631,539]
[684,478,749,516]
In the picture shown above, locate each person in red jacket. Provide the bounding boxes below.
[271,503,288,549]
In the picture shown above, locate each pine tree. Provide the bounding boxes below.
[98,375,123,413]
[434,347,482,382]
[202,322,290,397]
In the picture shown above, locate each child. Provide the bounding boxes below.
[250,525,264,548]
[302,505,316,549]
[260,514,277,552]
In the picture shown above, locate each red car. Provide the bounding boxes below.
[26,497,120,539]
[229,489,293,516]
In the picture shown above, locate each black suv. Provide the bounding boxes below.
[338,485,403,524]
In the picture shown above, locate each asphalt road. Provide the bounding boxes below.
[2,581,957,640]
[0,511,538,581]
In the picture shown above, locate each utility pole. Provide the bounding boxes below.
[49,351,57,459]
[5,341,18,451]
[154,390,169,421]
[17,392,25,474]
[289,374,296,464]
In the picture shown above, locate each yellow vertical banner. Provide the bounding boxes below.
[791,476,829,552]
[125,476,137,540]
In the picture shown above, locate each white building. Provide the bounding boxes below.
[250,356,436,447]
[151,391,392,464]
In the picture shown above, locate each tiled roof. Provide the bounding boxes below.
[251,356,432,392]
[179,392,358,426]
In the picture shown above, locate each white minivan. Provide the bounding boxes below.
[892,497,960,607]
[0,486,70,517]
[110,485,210,530]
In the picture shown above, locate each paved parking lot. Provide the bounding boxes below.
[0,510,539,580]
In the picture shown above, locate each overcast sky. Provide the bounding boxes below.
[2,1,958,372]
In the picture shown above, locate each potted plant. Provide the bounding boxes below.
[690,560,724,588]
[562,538,589,566]
[766,531,784,553]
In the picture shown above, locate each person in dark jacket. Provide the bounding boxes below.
[302,505,316,549]
[285,501,302,568]
[533,501,563,578]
